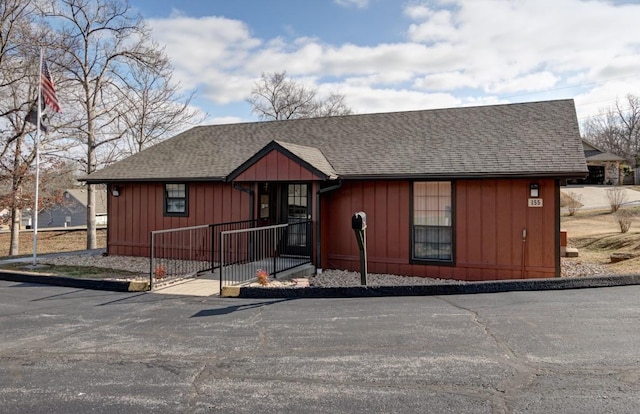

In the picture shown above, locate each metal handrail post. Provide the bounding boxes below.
[210,224,215,274]
[149,231,155,290]
[273,226,278,277]
[219,230,225,292]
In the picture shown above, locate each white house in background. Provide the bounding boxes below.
[23,188,108,229]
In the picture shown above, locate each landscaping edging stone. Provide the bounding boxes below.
[2,268,638,297]
[0,270,149,292]
[223,274,640,298]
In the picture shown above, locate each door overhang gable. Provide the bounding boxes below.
[226,140,339,182]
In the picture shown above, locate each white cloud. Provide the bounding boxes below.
[339,85,462,114]
[485,72,560,95]
[406,7,459,44]
[209,115,246,125]
[147,0,640,123]
[148,15,261,96]
[334,0,370,9]
[413,71,479,91]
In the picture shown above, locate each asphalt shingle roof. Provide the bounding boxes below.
[274,141,338,179]
[582,140,625,162]
[65,188,107,214]
[85,99,587,182]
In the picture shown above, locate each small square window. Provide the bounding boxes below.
[164,183,188,216]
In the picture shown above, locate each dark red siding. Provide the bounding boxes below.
[234,150,322,181]
[107,182,251,256]
[321,178,558,281]
[108,177,559,281]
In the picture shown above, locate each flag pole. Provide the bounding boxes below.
[32,48,43,266]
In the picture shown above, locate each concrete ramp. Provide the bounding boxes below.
[152,264,315,297]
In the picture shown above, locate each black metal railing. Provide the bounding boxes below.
[219,220,312,289]
[149,219,311,291]
[150,224,212,289]
[149,219,257,290]
[210,219,258,270]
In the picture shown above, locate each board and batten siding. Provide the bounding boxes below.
[232,150,323,182]
[107,182,251,257]
[321,178,558,281]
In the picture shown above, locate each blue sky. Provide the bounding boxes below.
[130,0,640,127]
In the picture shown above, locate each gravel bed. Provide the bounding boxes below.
[310,270,466,287]
[39,253,151,274]
[560,257,607,278]
[36,253,610,284]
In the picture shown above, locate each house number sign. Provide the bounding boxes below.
[528,198,543,207]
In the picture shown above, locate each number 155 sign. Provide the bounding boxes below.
[528,198,543,207]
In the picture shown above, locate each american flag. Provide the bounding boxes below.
[41,60,61,113]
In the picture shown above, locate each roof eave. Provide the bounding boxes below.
[81,176,227,184]
[338,171,589,181]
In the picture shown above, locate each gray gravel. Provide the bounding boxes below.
[37,252,609,285]
[560,257,607,278]
[310,270,467,287]
[40,253,150,274]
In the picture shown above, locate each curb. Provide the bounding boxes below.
[2,269,639,298]
[223,274,640,298]
[0,270,149,292]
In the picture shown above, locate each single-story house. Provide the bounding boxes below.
[84,99,587,281]
[579,140,625,185]
[34,188,107,228]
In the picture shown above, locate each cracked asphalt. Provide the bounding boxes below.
[1,280,639,413]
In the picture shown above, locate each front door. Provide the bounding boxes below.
[257,182,311,255]
[282,183,311,256]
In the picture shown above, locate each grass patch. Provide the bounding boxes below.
[0,229,106,257]
[0,262,142,280]
[571,232,640,251]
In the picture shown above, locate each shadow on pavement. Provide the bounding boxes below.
[192,298,293,317]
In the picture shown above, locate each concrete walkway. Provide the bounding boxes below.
[562,185,640,210]
[153,263,315,297]
[153,273,221,296]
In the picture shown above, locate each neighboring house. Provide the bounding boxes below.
[36,188,108,228]
[84,99,587,281]
[579,140,625,185]
[0,208,9,230]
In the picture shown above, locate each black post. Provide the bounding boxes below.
[351,212,368,286]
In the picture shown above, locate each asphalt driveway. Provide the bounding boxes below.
[562,185,640,210]
[1,281,639,413]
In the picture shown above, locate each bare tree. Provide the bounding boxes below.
[0,0,64,255]
[246,71,352,120]
[115,59,205,155]
[614,209,636,233]
[42,0,173,249]
[583,94,640,167]
[606,186,628,213]
[564,191,583,216]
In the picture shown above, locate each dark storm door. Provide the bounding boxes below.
[281,183,311,256]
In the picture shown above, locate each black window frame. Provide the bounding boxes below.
[410,181,455,265]
[163,183,189,217]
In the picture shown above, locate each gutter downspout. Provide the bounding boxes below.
[316,180,342,274]
[233,183,255,220]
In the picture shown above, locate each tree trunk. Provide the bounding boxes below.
[86,101,97,249]
[9,208,20,256]
[9,135,24,256]
[86,183,97,249]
